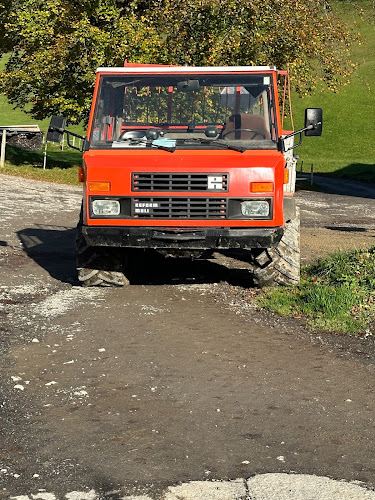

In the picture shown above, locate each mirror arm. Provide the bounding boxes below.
[66,131,86,152]
[48,126,87,152]
[283,124,315,141]
[280,123,320,152]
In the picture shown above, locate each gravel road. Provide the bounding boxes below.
[1,173,375,499]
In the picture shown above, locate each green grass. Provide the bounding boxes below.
[257,248,375,335]
[291,1,375,181]
[1,144,82,185]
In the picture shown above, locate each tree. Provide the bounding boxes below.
[0,0,166,123]
[0,0,359,123]
[155,0,359,94]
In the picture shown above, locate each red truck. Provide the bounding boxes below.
[48,63,322,287]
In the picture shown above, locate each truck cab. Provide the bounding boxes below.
[49,64,322,286]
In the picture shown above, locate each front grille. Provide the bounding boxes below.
[132,173,228,192]
[132,197,227,219]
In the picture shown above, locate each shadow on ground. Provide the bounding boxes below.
[325,226,368,233]
[17,226,254,288]
[6,145,81,169]
[333,163,375,184]
[17,225,78,285]
[311,170,375,199]
[126,249,254,287]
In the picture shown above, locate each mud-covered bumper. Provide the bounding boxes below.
[82,226,284,250]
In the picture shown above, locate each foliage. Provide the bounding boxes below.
[157,0,359,93]
[257,247,375,335]
[0,0,165,123]
[0,0,360,123]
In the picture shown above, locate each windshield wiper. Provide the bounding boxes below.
[207,140,246,153]
[179,137,246,153]
[152,143,176,153]
[113,138,176,152]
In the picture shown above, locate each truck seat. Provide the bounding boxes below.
[221,114,271,140]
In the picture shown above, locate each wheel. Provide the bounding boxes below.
[222,128,266,140]
[251,208,300,286]
[75,224,129,287]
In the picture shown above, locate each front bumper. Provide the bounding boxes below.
[82,226,284,250]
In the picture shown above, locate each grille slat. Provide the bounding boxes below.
[133,197,227,219]
[132,173,228,192]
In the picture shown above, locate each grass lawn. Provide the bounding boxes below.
[291,1,375,181]
[1,144,82,185]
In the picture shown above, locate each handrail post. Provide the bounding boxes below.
[0,129,6,168]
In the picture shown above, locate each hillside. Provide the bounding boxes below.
[291,0,375,181]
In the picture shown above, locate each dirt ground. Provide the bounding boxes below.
[0,173,375,499]
[296,176,375,263]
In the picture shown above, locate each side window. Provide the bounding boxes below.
[92,83,116,141]
[277,73,294,133]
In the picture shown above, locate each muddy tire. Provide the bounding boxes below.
[251,207,300,287]
[75,226,129,287]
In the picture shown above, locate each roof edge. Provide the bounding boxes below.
[96,65,278,74]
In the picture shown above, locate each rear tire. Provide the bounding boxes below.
[75,226,129,287]
[251,207,300,287]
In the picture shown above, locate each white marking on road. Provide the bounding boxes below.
[165,479,246,499]
[65,491,97,500]
[32,493,56,500]
[7,475,375,499]
[247,473,375,499]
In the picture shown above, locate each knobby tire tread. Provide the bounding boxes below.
[252,207,300,287]
[75,223,129,287]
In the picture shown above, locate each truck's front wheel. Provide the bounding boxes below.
[75,228,129,287]
[251,208,300,287]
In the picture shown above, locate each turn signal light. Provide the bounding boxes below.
[78,167,85,183]
[250,182,274,193]
[284,169,289,184]
[88,181,111,192]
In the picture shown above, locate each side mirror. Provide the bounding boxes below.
[304,108,323,136]
[46,115,66,143]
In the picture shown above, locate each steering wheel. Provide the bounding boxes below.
[222,128,266,140]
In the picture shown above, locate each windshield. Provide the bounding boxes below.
[90,73,278,150]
